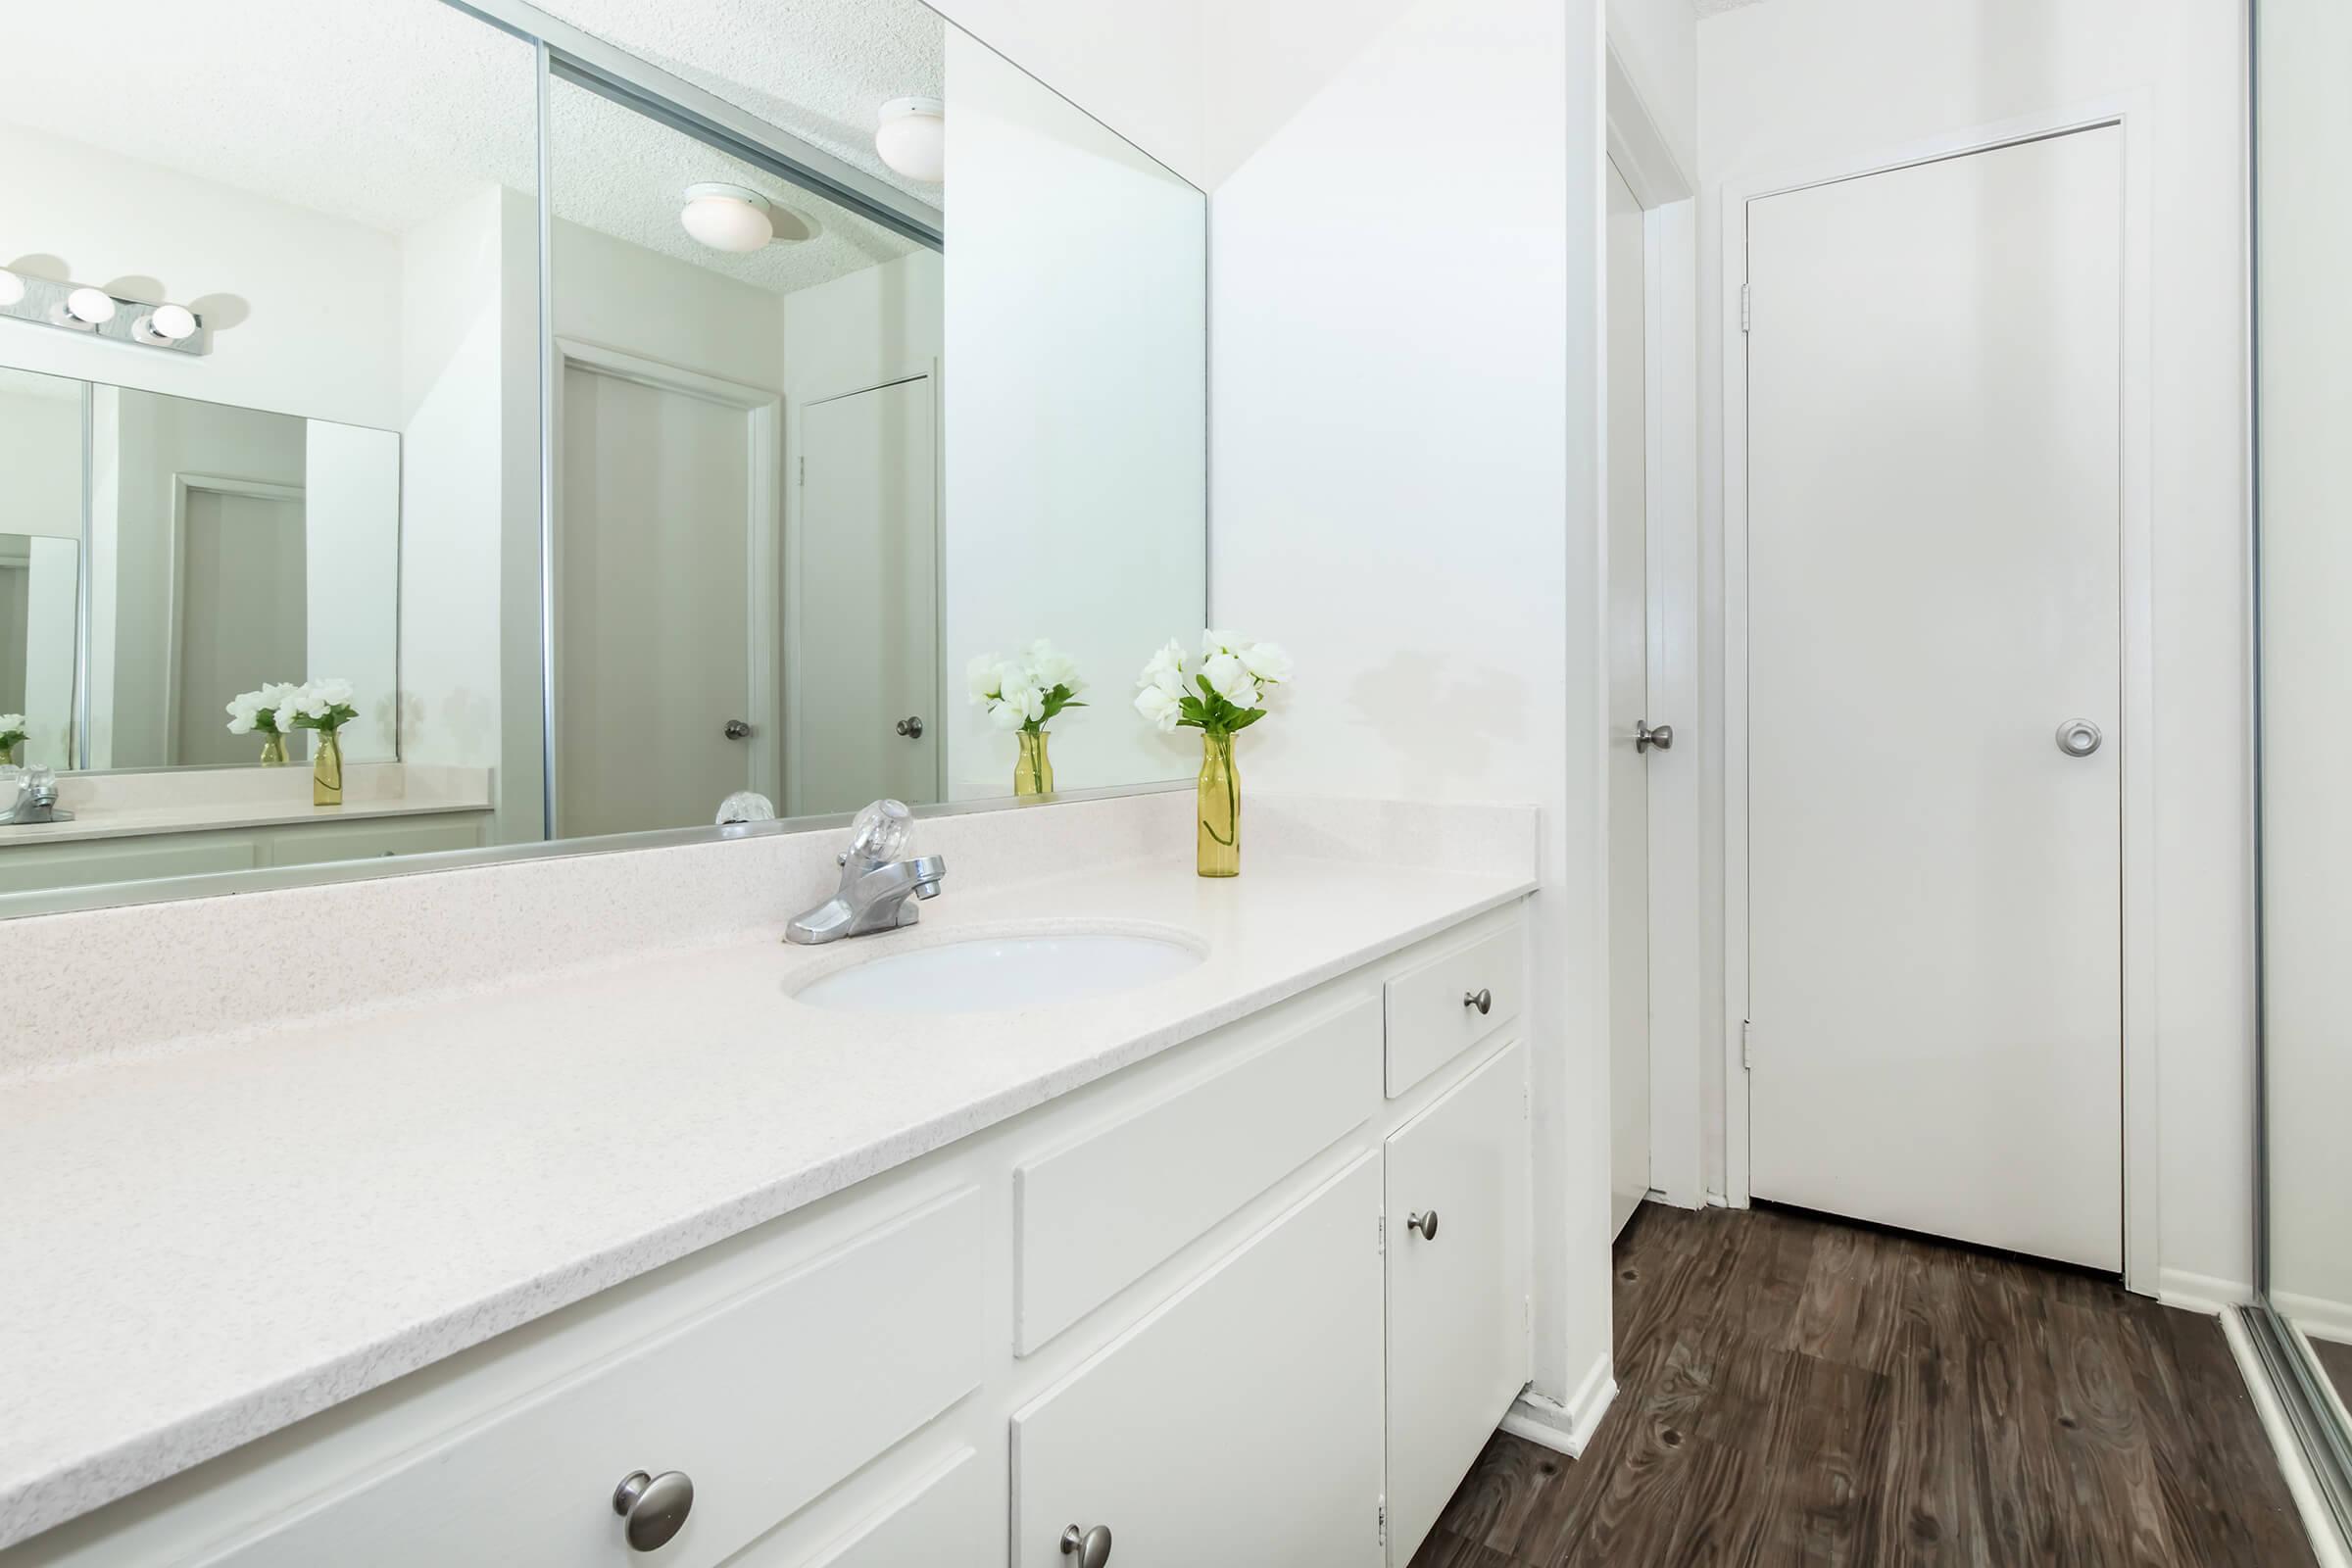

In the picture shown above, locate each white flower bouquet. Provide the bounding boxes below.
[970,641,1087,796]
[272,678,358,739]
[0,712,24,765]
[1134,630,1291,877]
[224,682,297,739]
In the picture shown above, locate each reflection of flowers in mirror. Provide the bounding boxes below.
[224,683,296,737]
[0,713,25,763]
[968,641,1087,735]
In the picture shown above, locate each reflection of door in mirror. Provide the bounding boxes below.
[171,481,306,767]
[558,352,767,839]
[0,536,80,768]
[794,376,939,817]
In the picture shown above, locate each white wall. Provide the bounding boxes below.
[1696,0,2254,1300]
[2251,0,2352,1335]
[1208,0,1613,1439]
[554,218,783,396]
[1607,0,1697,185]
[0,375,83,542]
[943,29,1207,804]
[305,422,402,762]
[0,123,401,432]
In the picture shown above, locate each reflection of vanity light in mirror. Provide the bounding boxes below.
[680,182,773,253]
[0,270,24,307]
[875,96,946,182]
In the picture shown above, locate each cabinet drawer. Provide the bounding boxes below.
[202,1190,986,1568]
[1383,921,1524,1098]
[1013,994,1377,1353]
[1384,1041,1531,1565]
[728,1447,993,1567]
[1011,1154,1384,1568]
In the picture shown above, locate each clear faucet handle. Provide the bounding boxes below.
[844,799,913,865]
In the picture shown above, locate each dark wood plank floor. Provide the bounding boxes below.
[2310,1336,2352,1414]
[1413,1203,2314,1568]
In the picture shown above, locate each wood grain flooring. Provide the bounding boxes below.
[1412,1203,2315,1568]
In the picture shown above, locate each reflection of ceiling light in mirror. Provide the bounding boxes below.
[65,287,117,324]
[0,270,24,308]
[680,183,773,253]
[875,96,946,183]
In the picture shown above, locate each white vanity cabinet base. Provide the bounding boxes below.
[198,1190,986,1568]
[1010,1154,1387,1568]
[1384,1040,1533,1564]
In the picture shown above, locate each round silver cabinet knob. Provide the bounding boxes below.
[612,1469,694,1552]
[1463,988,1493,1015]
[896,715,925,739]
[2055,718,2103,758]
[1407,1209,1440,1241]
[1061,1523,1113,1565]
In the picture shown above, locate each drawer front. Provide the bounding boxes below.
[727,1447,993,1567]
[0,834,261,896]
[202,1190,986,1568]
[1383,921,1524,1098]
[1384,1040,1531,1565]
[1011,1155,1385,1568]
[264,814,488,866]
[1014,994,1378,1353]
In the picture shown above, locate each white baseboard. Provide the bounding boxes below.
[2274,1290,2352,1348]
[1501,1352,1616,1458]
[2221,1307,2352,1568]
[2158,1267,2250,1317]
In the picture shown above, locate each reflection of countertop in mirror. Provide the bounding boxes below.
[0,763,493,846]
[0,792,1535,1548]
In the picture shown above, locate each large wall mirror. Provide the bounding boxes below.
[0,0,1206,910]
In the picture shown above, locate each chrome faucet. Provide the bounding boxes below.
[0,767,73,826]
[785,799,945,944]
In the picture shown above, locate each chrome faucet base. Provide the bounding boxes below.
[785,800,947,945]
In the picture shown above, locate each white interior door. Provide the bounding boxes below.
[174,488,306,767]
[560,364,754,838]
[793,377,938,817]
[1745,126,2124,1271]
[1605,158,1651,1242]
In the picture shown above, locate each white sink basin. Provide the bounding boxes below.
[791,931,1204,1014]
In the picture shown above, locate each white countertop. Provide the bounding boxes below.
[0,763,492,847]
[0,850,1532,1548]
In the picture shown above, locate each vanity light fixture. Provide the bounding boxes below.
[680,183,773,253]
[874,96,945,183]
[64,286,116,325]
[0,273,210,356]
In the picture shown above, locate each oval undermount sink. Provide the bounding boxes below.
[791,931,1204,1014]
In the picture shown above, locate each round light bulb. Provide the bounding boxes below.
[679,184,773,254]
[147,303,197,341]
[65,287,117,324]
[0,270,24,308]
[875,96,946,183]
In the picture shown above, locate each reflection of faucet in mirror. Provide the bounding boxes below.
[785,799,946,945]
[0,767,74,826]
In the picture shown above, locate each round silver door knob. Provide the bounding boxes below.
[1463,988,1493,1015]
[1408,1209,1440,1241]
[2055,718,2102,758]
[722,719,752,741]
[1061,1523,1113,1565]
[612,1469,694,1552]
[896,715,925,739]
[1636,720,1674,753]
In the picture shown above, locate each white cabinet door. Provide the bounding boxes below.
[1011,1154,1384,1568]
[1384,1041,1530,1565]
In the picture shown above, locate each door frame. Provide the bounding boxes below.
[782,363,945,817]
[549,338,782,835]
[1604,44,1707,1214]
[165,471,306,765]
[1717,97,2159,1293]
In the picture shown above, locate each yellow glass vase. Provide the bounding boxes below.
[312,729,344,807]
[258,732,288,766]
[1197,730,1240,877]
[1014,728,1054,797]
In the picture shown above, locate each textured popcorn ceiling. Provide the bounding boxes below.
[0,0,946,297]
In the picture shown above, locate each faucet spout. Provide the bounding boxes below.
[784,803,947,944]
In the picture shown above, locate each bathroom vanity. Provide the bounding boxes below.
[0,792,1538,1566]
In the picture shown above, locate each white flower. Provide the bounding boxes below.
[1133,684,1182,733]
[1201,651,1261,710]
[1139,639,1188,696]
[1239,641,1293,685]
[967,654,1004,704]
[312,677,354,708]
[1025,639,1082,694]
[0,712,24,737]
[1202,628,1248,660]
[990,681,1044,730]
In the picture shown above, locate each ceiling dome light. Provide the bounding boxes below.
[680,183,773,254]
[875,96,945,183]
[65,287,117,324]
[0,270,24,308]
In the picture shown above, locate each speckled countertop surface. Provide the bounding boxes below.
[0,848,1532,1549]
